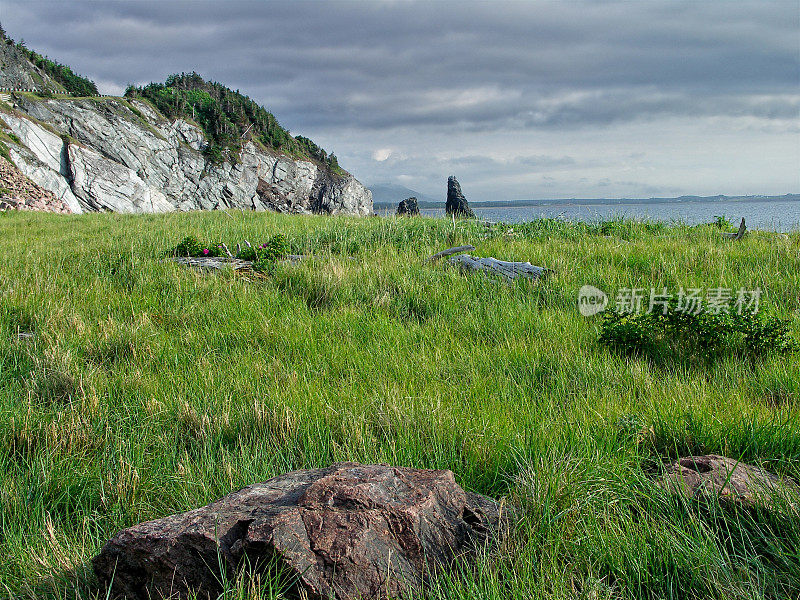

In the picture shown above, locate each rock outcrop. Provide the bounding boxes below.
[396,196,420,216]
[0,38,67,93]
[658,455,799,511]
[93,462,506,600]
[0,94,372,215]
[0,155,71,213]
[446,175,475,218]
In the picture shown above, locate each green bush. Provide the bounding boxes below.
[599,302,797,363]
[235,234,289,266]
[259,234,289,262]
[174,235,202,257]
[173,236,223,257]
[712,215,733,229]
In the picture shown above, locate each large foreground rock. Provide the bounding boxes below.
[658,455,799,511]
[445,176,475,218]
[93,462,506,599]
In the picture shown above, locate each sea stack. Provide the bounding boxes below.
[446,176,475,218]
[396,196,420,216]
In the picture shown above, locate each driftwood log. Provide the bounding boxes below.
[722,218,746,240]
[169,255,303,272]
[429,246,548,281]
[449,254,549,281]
[429,245,475,261]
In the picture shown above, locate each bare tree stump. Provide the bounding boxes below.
[722,218,747,240]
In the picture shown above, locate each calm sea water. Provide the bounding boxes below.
[405,198,800,231]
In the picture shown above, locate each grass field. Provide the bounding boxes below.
[0,210,798,599]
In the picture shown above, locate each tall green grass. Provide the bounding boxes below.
[0,211,798,599]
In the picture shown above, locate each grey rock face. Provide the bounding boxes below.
[93,462,506,600]
[396,196,420,216]
[658,455,799,511]
[446,175,475,218]
[0,96,372,215]
[0,41,65,92]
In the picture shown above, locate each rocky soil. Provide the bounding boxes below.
[0,154,70,213]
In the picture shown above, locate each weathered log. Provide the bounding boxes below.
[429,245,475,261]
[722,218,746,240]
[169,255,304,272]
[449,254,549,281]
[169,256,254,271]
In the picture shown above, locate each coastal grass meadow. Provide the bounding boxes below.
[0,210,798,599]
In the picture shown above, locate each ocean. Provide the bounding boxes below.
[377,197,800,231]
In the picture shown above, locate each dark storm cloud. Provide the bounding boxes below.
[4,1,797,131]
[2,1,797,198]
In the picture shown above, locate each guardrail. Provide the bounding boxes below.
[0,86,117,98]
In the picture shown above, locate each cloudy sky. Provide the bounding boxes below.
[3,1,798,200]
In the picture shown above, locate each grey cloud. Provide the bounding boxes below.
[2,0,797,198]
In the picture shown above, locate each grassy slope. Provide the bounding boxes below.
[0,211,798,599]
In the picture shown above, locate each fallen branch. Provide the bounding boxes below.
[449,254,549,281]
[722,218,746,240]
[429,245,475,261]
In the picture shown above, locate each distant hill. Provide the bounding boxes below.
[369,183,437,207]
[373,190,800,210]
[461,194,800,207]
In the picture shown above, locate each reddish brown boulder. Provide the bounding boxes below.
[93,463,506,599]
[658,455,798,510]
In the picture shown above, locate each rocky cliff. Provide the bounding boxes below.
[0,39,66,93]
[0,93,372,215]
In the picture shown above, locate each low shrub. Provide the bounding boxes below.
[173,234,288,264]
[712,215,733,229]
[599,303,797,363]
[173,236,223,257]
[235,234,289,263]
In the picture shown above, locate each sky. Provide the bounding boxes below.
[2,0,798,201]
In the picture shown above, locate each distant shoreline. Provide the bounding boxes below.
[373,193,800,210]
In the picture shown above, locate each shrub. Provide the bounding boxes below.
[259,234,289,262]
[236,246,258,261]
[174,235,202,257]
[599,303,797,364]
[173,236,222,258]
[712,215,733,229]
[15,43,98,96]
[235,234,289,263]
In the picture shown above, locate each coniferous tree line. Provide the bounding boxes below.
[126,72,343,172]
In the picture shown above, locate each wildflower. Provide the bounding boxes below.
[203,249,209,255]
